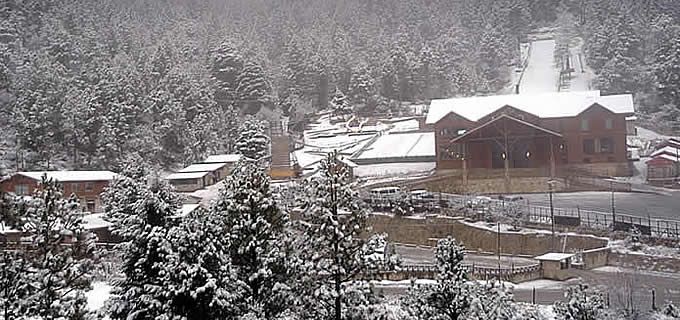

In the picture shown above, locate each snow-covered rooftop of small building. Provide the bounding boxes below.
[178,163,227,173]
[202,154,241,164]
[651,146,680,158]
[165,171,210,180]
[647,153,680,163]
[355,132,435,160]
[17,171,118,182]
[534,253,575,261]
[426,91,635,124]
[170,204,201,219]
[81,213,112,230]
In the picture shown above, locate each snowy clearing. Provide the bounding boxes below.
[519,39,558,94]
[86,282,112,311]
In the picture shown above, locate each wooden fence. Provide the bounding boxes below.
[365,263,541,283]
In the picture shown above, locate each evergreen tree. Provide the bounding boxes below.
[554,284,607,320]
[107,179,182,320]
[347,64,375,107]
[466,282,516,320]
[402,237,471,320]
[330,87,352,117]
[162,209,247,319]
[19,176,94,319]
[211,41,244,108]
[654,28,680,108]
[0,193,30,320]
[211,161,294,318]
[662,301,680,318]
[234,116,270,162]
[236,60,271,115]
[297,151,370,320]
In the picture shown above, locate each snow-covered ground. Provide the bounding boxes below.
[609,239,680,260]
[86,282,112,311]
[519,39,559,94]
[564,38,596,92]
[354,162,435,178]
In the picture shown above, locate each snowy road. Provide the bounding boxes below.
[518,191,680,221]
[518,39,558,94]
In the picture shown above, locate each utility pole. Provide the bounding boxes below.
[548,180,555,251]
[610,180,616,231]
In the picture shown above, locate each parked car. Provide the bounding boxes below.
[466,196,492,208]
[497,194,523,202]
[369,187,402,200]
[409,189,434,199]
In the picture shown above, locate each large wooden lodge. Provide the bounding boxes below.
[426,91,635,193]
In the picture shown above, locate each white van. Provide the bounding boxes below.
[369,187,401,200]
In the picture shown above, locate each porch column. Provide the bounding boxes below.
[504,153,510,194]
[462,142,468,188]
[549,137,556,178]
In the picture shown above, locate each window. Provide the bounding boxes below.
[583,139,595,155]
[85,182,94,192]
[581,119,590,131]
[599,137,614,153]
[15,184,29,195]
[605,118,613,130]
[71,183,80,193]
[440,144,465,160]
[86,199,96,213]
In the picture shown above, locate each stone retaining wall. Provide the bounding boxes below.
[368,214,608,256]
[608,252,680,273]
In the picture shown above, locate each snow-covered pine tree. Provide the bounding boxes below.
[402,237,471,320]
[211,41,244,108]
[0,250,31,320]
[465,281,516,320]
[348,64,375,107]
[0,192,31,320]
[553,284,607,320]
[654,28,680,108]
[330,87,352,118]
[297,151,370,320]
[161,209,247,319]
[19,175,94,319]
[211,161,294,318]
[234,115,270,162]
[107,179,182,320]
[662,301,680,318]
[236,60,270,115]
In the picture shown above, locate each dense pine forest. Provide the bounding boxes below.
[0,0,679,172]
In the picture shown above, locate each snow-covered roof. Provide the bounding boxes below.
[534,253,575,261]
[625,116,637,121]
[338,157,358,168]
[651,146,680,158]
[17,171,118,182]
[170,204,201,219]
[355,132,435,160]
[426,91,635,124]
[647,154,680,163]
[165,171,210,180]
[81,213,112,230]
[178,163,227,173]
[202,154,242,164]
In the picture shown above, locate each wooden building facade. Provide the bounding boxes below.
[0,171,118,213]
[427,91,635,182]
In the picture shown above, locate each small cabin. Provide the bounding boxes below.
[646,155,679,187]
[179,163,230,183]
[535,252,575,281]
[166,171,212,192]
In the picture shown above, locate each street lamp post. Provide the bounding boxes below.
[548,180,556,251]
[610,180,616,231]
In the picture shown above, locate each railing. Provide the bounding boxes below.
[366,263,541,282]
